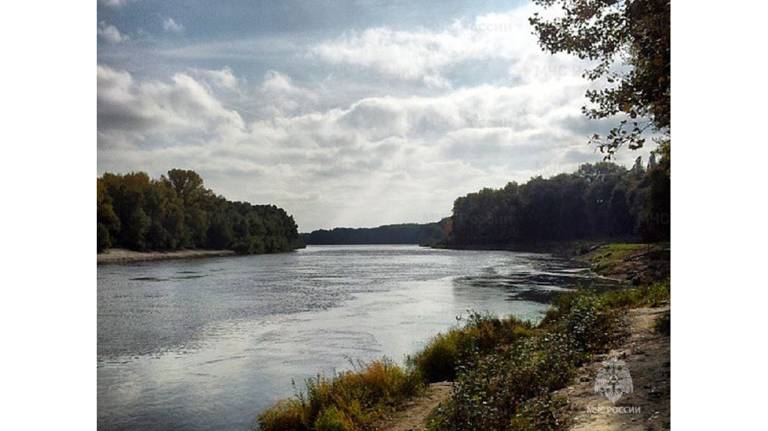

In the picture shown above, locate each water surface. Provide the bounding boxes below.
[98,245,599,430]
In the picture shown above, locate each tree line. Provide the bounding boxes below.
[447,148,670,246]
[301,222,448,246]
[97,169,301,254]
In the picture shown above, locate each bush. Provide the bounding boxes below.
[429,291,624,431]
[314,406,354,431]
[508,395,568,431]
[257,359,422,431]
[600,280,670,309]
[410,313,534,382]
[258,399,307,431]
[429,335,575,431]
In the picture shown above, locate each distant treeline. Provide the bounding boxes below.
[301,222,447,245]
[447,150,670,247]
[97,169,301,254]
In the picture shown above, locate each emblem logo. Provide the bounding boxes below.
[594,357,633,404]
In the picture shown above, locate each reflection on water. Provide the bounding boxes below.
[98,245,608,431]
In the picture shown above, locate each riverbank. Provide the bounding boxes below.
[97,248,236,264]
[256,242,670,431]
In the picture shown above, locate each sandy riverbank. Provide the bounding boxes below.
[97,248,236,264]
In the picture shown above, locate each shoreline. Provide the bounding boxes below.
[97,248,236,265]
[257,242,671,430]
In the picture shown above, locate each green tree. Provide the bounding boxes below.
[530,0,670,156]
[123,207,151,250]
[97,169,302,254]
[97,223,110,253]
[97,178,121,246]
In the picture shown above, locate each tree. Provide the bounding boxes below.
[97,178,121,246]
[446,161,664,245]
[123,207,151,250]
[97,223,111,253]
[96,169,302,254]
[530,0,670,156]
[163,169,206,207]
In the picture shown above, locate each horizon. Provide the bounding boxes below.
[98,0,652,231]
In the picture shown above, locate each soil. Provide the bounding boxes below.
[373,382,452,431]
[557,306,671,430]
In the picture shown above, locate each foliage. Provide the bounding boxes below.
[448,161,669,245]
[529,0,670,156]
[257,359,423,431]
[409,313,535,382]
[97,169,301,254]
[97,223,110,252]
[301,221,448,246]
[599,280,670,309]
[258,400,307,431]
[314,406,354,431]
[429,289,628,431]
[508,395,568,431]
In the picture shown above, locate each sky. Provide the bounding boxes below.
[97,0,651,232]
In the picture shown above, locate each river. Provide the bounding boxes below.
[97,245,599,430]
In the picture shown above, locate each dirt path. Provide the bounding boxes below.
[558,307,671,430]
[374,381,451,431]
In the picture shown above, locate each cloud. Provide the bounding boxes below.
[310,5,587,88]
[191,67,240,91]
[98,21,129,44]
[97,65,245,148]
[163,17,185,33]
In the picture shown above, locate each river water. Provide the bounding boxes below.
[97,245,599,430]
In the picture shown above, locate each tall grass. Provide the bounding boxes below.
[257,359,422,431]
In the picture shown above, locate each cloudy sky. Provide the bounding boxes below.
[97,0,650,231]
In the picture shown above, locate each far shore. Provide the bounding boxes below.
[97,248,236,265]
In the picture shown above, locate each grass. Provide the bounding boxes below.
[583,243,649,274]
[599,279,670,309]
[257,358,422,431]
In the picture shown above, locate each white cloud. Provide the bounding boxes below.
[163,17,185,33]
[98,21,129,44]
[97,65,245,148]
[191,67,240,91]
[310,5,585,88]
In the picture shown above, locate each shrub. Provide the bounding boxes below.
[258,399,307,431]
[508,395,568,431]
[257,359,422,431]
[429,291,623,431]
[600,279,670,309]
[410,313,534,382]
[430,336,574,431]
[314,406,354,431]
